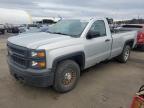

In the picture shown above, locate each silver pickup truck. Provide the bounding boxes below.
[7,18,137,93]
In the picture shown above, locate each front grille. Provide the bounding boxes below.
[11,55,28,68]
[7,42,29,68]
[8,46,25,56]
[7,42,28,57]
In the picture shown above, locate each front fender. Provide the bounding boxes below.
[46,45,85,69]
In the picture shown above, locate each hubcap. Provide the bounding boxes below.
[63,70,76,85]
[65,73,72,80]
[124,48,129,61]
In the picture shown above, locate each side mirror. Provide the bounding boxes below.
[86,30,100,39]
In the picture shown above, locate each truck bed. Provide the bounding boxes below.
[111,29,135,35]
[111,29,137,49]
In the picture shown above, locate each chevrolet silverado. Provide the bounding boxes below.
[7,18,137,93]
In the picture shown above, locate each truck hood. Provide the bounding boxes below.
[8,32,72,49]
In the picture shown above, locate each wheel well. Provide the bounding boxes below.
[70,55,85,70]
[53,52,85,71]
[125,39,134,48]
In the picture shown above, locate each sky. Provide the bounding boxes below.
[0,0,144,20]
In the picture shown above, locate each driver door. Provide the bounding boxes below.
[84,20,112,68]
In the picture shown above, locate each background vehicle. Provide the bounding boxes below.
[121,24,144,50]
[18,25,27,33]
[0,24,5,34]
[7,18,137,93]
[39,25,49,32]
[11,26,20,33]
[19,24,50,34]
[22,24,41,34]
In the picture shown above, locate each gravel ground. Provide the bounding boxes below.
[0,34,144,108]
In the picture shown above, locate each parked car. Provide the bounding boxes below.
[0,24,5,34]
[12,26,19,33]
[5,24,19,33]
[40,25,49,32]
[19,24,41,34]
[18,25,27,33]
[7,18,137,93]
[5,24,13,33]
[121,24,144,50]
[18,24,51,34]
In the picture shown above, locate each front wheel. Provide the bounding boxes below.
[53,60,80,93]
[116,45,131,63]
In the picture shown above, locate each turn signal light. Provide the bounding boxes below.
[38,62,46,68]
[37,52,45,58]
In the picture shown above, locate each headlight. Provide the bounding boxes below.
[30,50,46,69]
[31,50,45,58]
[31,61,46,69]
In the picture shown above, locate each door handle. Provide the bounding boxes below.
[105,39,110,42]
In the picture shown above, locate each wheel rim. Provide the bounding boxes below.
[62,69,76,85]
[124,48,130,61]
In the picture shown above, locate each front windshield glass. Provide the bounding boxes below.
[47,20,88,37]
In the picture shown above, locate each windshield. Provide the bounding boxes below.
[47,20,88,37]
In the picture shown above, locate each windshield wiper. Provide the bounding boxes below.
[47,31,68,36]
[53,32,68,35]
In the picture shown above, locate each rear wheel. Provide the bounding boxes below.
[116,45,131,63]
[53,60,80,93]
[142,45,144,51]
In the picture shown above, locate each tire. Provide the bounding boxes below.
[53,60,80,93]
[142,45,144,51]
[116,45,131,63]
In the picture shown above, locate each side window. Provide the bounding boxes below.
[90,20,106,37]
